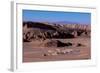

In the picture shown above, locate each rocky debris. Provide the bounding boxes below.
[42,49,75,56]
[44,40,58,47]
[44,40,73,47]
[43,50,58,56]
[43,39,85,47]
[76,43,85,47]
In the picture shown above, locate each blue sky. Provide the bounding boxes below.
[23,10,91,24]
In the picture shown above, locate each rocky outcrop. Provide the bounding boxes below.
[63,24,90,31]
[43,40,73,47]
[23,21,91,42]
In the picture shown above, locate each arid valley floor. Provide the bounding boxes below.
[23,22,91,62]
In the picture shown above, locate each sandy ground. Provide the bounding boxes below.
[23,37,91,62]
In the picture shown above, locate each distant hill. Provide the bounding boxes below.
[23,21,90,31]
[52,21,79,25]
[51,21,89,25]
[23,21,56,30]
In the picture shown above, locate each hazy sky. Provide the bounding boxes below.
[23,10,91,24]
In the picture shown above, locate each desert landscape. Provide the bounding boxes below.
[23,21,91,62]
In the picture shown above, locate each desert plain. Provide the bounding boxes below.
[23,21,91,62]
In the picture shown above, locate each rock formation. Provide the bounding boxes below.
[23,21,91,42]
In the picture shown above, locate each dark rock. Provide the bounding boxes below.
[77,43,83,47]
[44,40,73,47]
[43,54,47,56]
